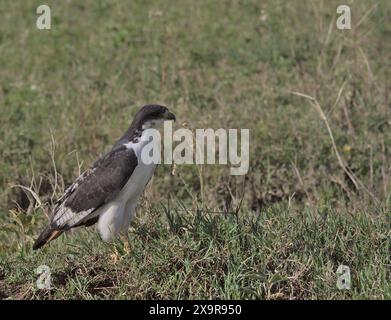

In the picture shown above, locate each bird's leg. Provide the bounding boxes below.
[109,234,130,263]
[109,245,120,264]
[121,233,131,255]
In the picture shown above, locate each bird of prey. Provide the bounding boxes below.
[33,104,176,250]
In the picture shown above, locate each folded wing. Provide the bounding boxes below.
[33,145,138,249]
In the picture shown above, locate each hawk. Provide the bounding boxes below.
[33,105,176,250]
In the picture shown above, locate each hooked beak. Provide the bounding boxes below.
[164,110,176,122]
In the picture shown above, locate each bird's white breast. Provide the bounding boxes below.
[97,131,158,241]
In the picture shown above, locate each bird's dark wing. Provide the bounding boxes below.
[51,145,138,229]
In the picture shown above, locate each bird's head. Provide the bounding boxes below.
[133,104,176,129]
[115,104,176,146]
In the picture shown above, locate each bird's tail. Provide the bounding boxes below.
[33,226,63,250]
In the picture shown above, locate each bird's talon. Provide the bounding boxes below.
[110,252,119,264]
[122,235,131,255]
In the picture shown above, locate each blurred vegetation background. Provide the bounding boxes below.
[0,0,390,299]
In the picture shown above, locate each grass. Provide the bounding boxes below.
[0,0,390,299]
[1,205,390,299]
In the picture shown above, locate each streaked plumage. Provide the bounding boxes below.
[33,104,176,250]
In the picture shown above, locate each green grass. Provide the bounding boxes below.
[0,0,390,299]
[1,204,389,299]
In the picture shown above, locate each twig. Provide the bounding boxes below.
[291,161,315,213]
[326,80,347,117]
[355,3,379,29]
[10,185,42,207]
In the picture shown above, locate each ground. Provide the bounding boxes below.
[0,0,390,299]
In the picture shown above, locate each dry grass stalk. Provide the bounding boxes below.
[290,91,380,205]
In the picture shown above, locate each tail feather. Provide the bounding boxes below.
[33,227,63,250]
